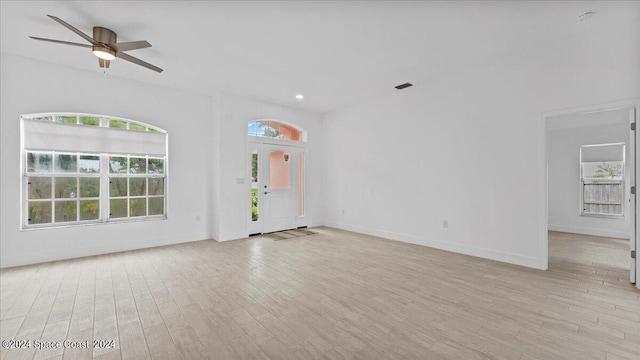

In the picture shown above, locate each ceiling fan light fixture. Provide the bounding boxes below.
[31,15,163,72]
[92,46,115,61]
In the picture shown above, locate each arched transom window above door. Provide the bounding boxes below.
[247,120,306,142]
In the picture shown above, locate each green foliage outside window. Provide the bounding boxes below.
[55,116,76,124]
[129,123,146,131]
[79,116,100,126]
[252,188,259,221]
[592,162,622,179]
[109,119,127,129]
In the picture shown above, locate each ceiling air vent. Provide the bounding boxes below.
[395,82,413,90]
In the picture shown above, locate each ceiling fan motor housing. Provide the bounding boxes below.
[92,27,116,67]
[93,27,116,45]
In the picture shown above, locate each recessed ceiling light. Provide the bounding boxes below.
[577,11,596,22]
[295,94,304,100]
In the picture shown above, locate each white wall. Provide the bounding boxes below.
[321,22,639,269]
[214,93,323,241]
[0,53,213,267]
[0,54,324,267]
[548,121,630,239]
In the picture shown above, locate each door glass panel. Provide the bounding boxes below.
[299,153,304,217]
[251,149,259,221]
[270,150,290,190]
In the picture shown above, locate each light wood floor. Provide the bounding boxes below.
[1,228,639,360]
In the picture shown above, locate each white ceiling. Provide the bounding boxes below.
[1,1,638,113]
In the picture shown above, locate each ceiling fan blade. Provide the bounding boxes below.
[29,36,92,48]
[99,58,110,69]
[116,52,163,73]
[114,40,151,52]
[47,15,98,45]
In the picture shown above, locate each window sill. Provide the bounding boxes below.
[580,213,625,220]
[21,215,168,231]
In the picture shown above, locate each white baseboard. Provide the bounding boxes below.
[324,221,545,270]
[0,232,211,268]
[216,231,249,242]
[548,224,629,239]
[307,221,325,229]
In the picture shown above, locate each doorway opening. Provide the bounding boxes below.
[545,104,638,288]
[247,120,308,236]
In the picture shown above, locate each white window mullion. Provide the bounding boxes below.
[76,177,80,222]
[146,177,149,216]
[51,176,56,224]
[127,155,130,218]
[23,174,28,227]
[101,153,110,222]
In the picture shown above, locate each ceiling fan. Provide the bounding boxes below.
[30,15,163,73]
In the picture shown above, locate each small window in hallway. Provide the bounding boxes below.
[580,143,625,217]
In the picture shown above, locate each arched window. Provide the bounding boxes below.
[247,120,306,142]
[21,113,167,228]
[28,114,165,132]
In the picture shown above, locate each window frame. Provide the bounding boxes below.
[24,151,103,228]
[579,143,625,219]
[20,113,168,230]
[108,154,166,221]
[247,120,307,143]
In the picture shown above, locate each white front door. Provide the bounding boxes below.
[248,143,304,235]
[263,145,296,233]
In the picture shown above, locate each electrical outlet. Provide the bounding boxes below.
[195,215,201,222]
[341,208,346,215]
[442,220,448,229]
